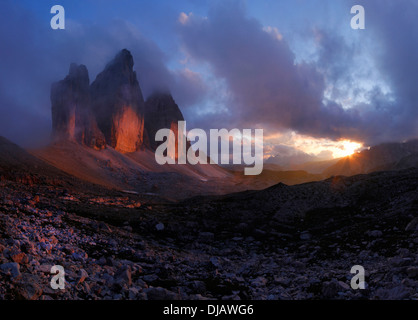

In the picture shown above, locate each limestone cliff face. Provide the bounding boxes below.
[50,49,188,156]
[51,63,106,150]
[144,92,186,156]
[90,49,145,153]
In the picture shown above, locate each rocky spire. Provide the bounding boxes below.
[144,92,186,158]
[90,49,145,153]
[50,49,188,154]
[51,63,106,150]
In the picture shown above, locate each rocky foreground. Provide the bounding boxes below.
[0,167,417,300]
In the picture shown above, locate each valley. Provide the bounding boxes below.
[0,49,417,301]
[0,135,417,300]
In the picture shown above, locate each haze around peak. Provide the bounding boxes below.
[0,0,417,159]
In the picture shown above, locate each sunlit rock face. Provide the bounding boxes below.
[51,63,106,150]
[112,105,144,153]
[91,49,145,153]
[144,92,185,158]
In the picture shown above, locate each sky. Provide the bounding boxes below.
[0,0,417,160]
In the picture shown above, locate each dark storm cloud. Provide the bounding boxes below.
[177,2,363,140]
[0,1,207,147]
[1,0,418,148]
[314,28,356,100]
[178,0,418,145]
[363,0,418,141]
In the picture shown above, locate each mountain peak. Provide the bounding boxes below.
[146,91,176,105]
[144,92,185,151]
[50,63,106,150]
[50,49,190,154]
[68,63,89,83]
[90,49,145,153]
[104,48,134,73]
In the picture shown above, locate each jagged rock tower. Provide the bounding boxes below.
[51,49,185,155]
[51,63,106,150]
[90,49,145,153]
[144,92,186,158]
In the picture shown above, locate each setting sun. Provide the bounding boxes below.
[333,140,363,158]
[263,132,364,160]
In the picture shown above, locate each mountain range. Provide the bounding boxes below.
[2,48,418,196]
[31,49,418,196]
[17,49,414,195]
[0,49,417,301]
[324,140,418,177]
[50,49,183,154]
